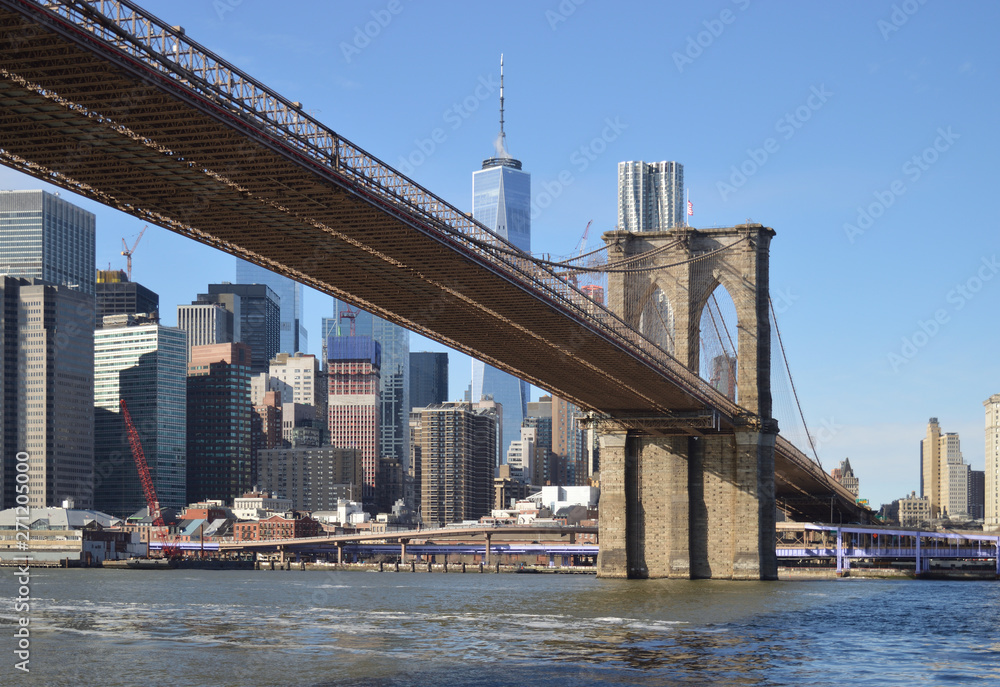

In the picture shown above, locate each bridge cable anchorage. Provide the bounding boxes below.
[769,295,822,468]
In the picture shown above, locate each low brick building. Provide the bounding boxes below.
[234,512,320,541]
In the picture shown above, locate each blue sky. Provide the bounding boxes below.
[2,0,997,508]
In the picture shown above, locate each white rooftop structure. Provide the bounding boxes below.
[0,507,121,530]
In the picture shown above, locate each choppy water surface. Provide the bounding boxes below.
[2,569,999,686]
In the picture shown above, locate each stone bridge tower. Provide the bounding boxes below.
[597,223,778,580]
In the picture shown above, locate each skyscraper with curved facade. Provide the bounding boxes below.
[470,55,531,459]
[617,160,684,232]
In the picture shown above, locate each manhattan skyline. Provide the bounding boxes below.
[0,1,996,509]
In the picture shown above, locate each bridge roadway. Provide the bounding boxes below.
[0,0,862,521]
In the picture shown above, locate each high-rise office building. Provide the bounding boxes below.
[506,426,539,486]
[93,315,187,517]
[470,57,532,461]
[921,418,942,517]
[324,301,410,470]
[617,161,685,232]
[411,401,498,527]
[921,418,970,519]
[524,399,554,485]
[985,394,1000,530]
[257,446,361,511]
[327,336,381,508]
[710,353,737,402]
[176,301,236,360]
[251,390,283,473]
[250,372,291,405]
[410,351,448,411]
[552,395,586,486]
[186,343,253,504]
[235,258,307,355]
[969,469,985,521]
[1,277,95,510]
[203,283,280,375]
[940,432,969,519]
[282,402,320,448]
[0,190,96,294]
[269,352,319,406]
[95,270,158,326]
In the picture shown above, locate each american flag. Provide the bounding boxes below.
[687,200,693,216]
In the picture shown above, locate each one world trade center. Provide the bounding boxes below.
[471,54,531,459]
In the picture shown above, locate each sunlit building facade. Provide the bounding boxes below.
[617,160,684,232]
[324,303,409,470]
[94,317,187,517]
[0,189,96,294]
[471,153,531,459]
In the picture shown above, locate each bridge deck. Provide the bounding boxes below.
[0,0,862,519]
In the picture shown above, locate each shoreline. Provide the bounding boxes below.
[23,559,998,580]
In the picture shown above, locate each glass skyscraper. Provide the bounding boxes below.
[203,283,280,375]
[94,318,188,517]
[323,300,410,471]
[1,278,94,510]
[410,351,448,411]
[471,140,531,460]
[472,159,531,253]
[236,258,307,356]
[0,190,96,295]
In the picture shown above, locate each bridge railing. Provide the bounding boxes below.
[30,0,747,423]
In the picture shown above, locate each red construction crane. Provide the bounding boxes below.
[120,398,163,528]
[339,304,359,336]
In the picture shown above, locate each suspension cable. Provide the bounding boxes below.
[706,294,738,390]
[769,296,822,468]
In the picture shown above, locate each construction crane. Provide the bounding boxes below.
[565,220,593,289]
[339,304,359,336]
[574,220,593,257]
[120,398,173,556]
[120,225,146,281]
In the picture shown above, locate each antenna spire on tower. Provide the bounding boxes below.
[499,53,506,153]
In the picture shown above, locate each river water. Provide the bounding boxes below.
[1,568,998,686]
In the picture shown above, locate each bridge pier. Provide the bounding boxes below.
[597,427,777,580]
